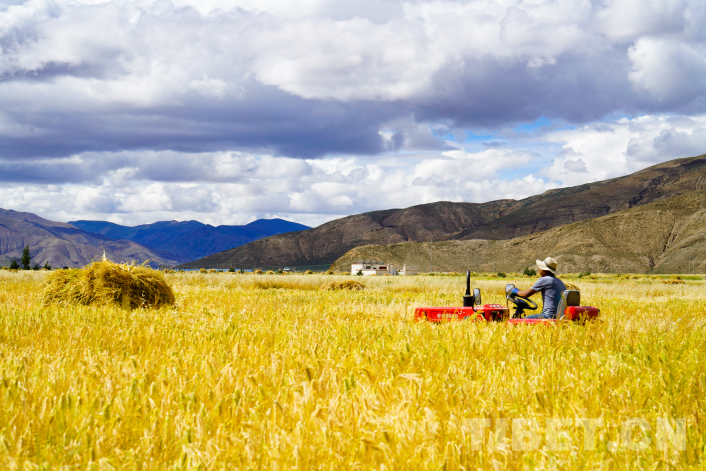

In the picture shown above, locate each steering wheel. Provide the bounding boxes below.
[507,293,538,310]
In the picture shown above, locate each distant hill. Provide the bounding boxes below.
[0,209,178,268]
[450,154,706,240]
[177,200,516,269]
[331,189,706,274]
[70,218,310,263]
[180,154,706,269]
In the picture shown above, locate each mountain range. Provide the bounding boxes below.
[331,188,706,274]
[0,214,309,268]
[5,154,706,272]
[180,154,706,270]
[0,209,177,269]
[70,219,309,264]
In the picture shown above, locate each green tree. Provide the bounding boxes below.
[21,245,31,270]
[9,259,19,270]
[44,261,52,270]
[32,263,40,270]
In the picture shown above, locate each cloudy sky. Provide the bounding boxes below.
[1,0,705,227]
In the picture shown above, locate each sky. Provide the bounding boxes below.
[1,0,705,227]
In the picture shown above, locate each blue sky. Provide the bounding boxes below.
[0,0,705,227]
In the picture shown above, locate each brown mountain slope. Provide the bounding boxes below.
[331,189,706,274]
[451,154,706,240]
[178,200,516,269]
[0,209,178,268]
[181,154,706,269]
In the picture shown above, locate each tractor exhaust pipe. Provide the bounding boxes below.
[463,270,474,306]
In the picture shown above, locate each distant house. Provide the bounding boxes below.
[351,260,386,275]
[400,264,418,276]
[282,267,296,273]
[351,261,417,276]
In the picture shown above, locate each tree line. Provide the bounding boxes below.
[8,245,51,270]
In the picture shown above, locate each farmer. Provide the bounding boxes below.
[510,257,566,319]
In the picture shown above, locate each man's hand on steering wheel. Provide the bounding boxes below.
[507,288,539,310]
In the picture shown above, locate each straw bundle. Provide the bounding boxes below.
[42,259,175,309]
[325,280,365,290]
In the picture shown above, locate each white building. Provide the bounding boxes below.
[400,264,418,276]
[351,260,386,275]
[351,261,417,276]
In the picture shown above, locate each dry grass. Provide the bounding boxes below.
[325,280,365,290]
[42,259,174,309]
[0,271,703,469]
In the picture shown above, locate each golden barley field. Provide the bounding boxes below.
[0,270,704,470]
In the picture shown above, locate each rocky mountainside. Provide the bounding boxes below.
[331,189,706,274]
[70,218,310,263]
[177,200,517,269]
[450,154,706,240]
[181,154,706,269]
[0,209,177,268]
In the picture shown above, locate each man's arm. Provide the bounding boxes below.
[517,288,538,298]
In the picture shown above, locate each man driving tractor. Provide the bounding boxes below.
[510,257,566,319]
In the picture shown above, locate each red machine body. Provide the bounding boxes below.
[507,305,600,325]
[564,305,600,320]
[414,304,509,322]
[415,305,600,323]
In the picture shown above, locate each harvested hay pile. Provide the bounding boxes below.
[43,259,175,309]
[565,283,580,291]
[325,280,365,291]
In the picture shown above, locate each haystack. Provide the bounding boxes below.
[325,280,365,290]
[43,259,175,309]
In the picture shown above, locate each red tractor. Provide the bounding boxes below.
[414,272,600,324]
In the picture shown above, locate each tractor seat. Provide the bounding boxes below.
[555,290,580,319]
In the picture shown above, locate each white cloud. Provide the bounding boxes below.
[543,114,706,186]
[1,0,706,229]
[3,108,705,227]
[628,37,706,105]
[2,0,704,109]
[0,147,553,226]
[598,0,690,41]
[253,17,441,101]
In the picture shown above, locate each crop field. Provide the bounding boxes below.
[0,271,704,470]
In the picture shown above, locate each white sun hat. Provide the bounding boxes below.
[536,256,558,274]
